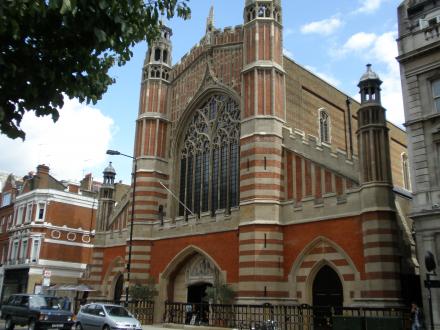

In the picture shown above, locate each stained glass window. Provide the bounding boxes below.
[179,95,240,217]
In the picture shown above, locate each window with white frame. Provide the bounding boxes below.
[36,202,46,222]
[16,206,24,226]
[401,153,411,191]
[433,79,440,112]
[319,109,331,143]
[30,238,41,262]
[10,240,19,261]
[25,203,32,223]
[20,239,28,261]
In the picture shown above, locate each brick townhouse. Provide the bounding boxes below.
[0,165,98,300]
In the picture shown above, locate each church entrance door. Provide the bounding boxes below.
[187,282,211,304]
[312,265,343,330]
[114,274,124,304]
[187,282,212,324]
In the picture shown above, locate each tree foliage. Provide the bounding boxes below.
[0,0,190,139]
[129,278,158,301]
[205,283,235,304]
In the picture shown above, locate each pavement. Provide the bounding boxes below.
[0,320,232,330]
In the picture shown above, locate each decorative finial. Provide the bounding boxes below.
[206,4,214,34]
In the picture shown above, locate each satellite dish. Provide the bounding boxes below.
[425,251,437,273]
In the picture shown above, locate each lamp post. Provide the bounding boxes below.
[424,251,439,330]
[106,149,137,306]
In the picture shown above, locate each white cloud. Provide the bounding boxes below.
[0,98,114,181]
[305,65,341,87]
[354,0,384,14]
[300,17,342,36]
[283,48,294,58]
[341,32,377,53]
[335,30,404,126]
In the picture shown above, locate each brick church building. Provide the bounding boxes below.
[87,0,417,320]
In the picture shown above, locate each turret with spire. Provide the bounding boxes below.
[96,162,117,232]
[356,64,402,306]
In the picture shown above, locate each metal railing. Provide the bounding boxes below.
[163,302,411,330]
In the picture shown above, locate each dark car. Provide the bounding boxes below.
[0,294,74,330]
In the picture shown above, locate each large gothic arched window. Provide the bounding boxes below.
[179,94,240,217]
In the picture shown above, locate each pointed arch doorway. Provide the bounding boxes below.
[114,274,124,304]
[312,265,343,330]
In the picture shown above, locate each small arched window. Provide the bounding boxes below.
[401,152,411,190]
[163,50,168,63]
[178,95,240,218]
[154,48,161,61]
[319,110,330,143]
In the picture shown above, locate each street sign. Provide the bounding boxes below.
[424,280,440,288]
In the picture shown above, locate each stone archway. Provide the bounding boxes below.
[158,246,224,303]
[289,236,360,305]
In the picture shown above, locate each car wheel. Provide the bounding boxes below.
[28,319,37,330]
[103,325,110,330]
[5,317,15,330]
[76,322,83,330]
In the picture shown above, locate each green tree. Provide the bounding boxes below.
[0,0,190,139]
[129,278,158,301]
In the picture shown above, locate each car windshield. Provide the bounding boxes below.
[29,296,62,309]
[104,305,131,317]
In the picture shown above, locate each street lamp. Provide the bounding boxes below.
[424,251,439,330]
[106,149,137,306]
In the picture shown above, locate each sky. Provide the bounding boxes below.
[0,0,405,185]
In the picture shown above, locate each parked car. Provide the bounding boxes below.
[76,303,142,330]
[0,294,74,330]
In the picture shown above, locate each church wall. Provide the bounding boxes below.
[284,58,408,190]
[149,231,239,283]
[170,30,243,124]
[283,217,364,279]
[101,245,126,280]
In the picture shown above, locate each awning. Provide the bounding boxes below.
[47,284,96,292]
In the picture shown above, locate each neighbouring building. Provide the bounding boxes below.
[86,0,417,321]
[0,165,98,300]
[397,0,440,327]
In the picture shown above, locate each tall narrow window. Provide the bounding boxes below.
[402,153,411,190]
[16,206,24,226]
[20,239,28,260]
[25,203,32,223]
[36,202,46,222]
[31,238,41,262]
[319,110,330,143]
[433,79,440,112]
[178,95,240,217]
[11,240,19,261]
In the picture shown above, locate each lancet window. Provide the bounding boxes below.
[178,95,240,218]
[319,109,330,143]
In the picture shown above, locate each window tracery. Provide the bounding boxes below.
[179,94,240,218]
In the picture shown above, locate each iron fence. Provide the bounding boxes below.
[163,302,411,330]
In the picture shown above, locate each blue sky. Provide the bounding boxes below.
[0,0,404,186]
